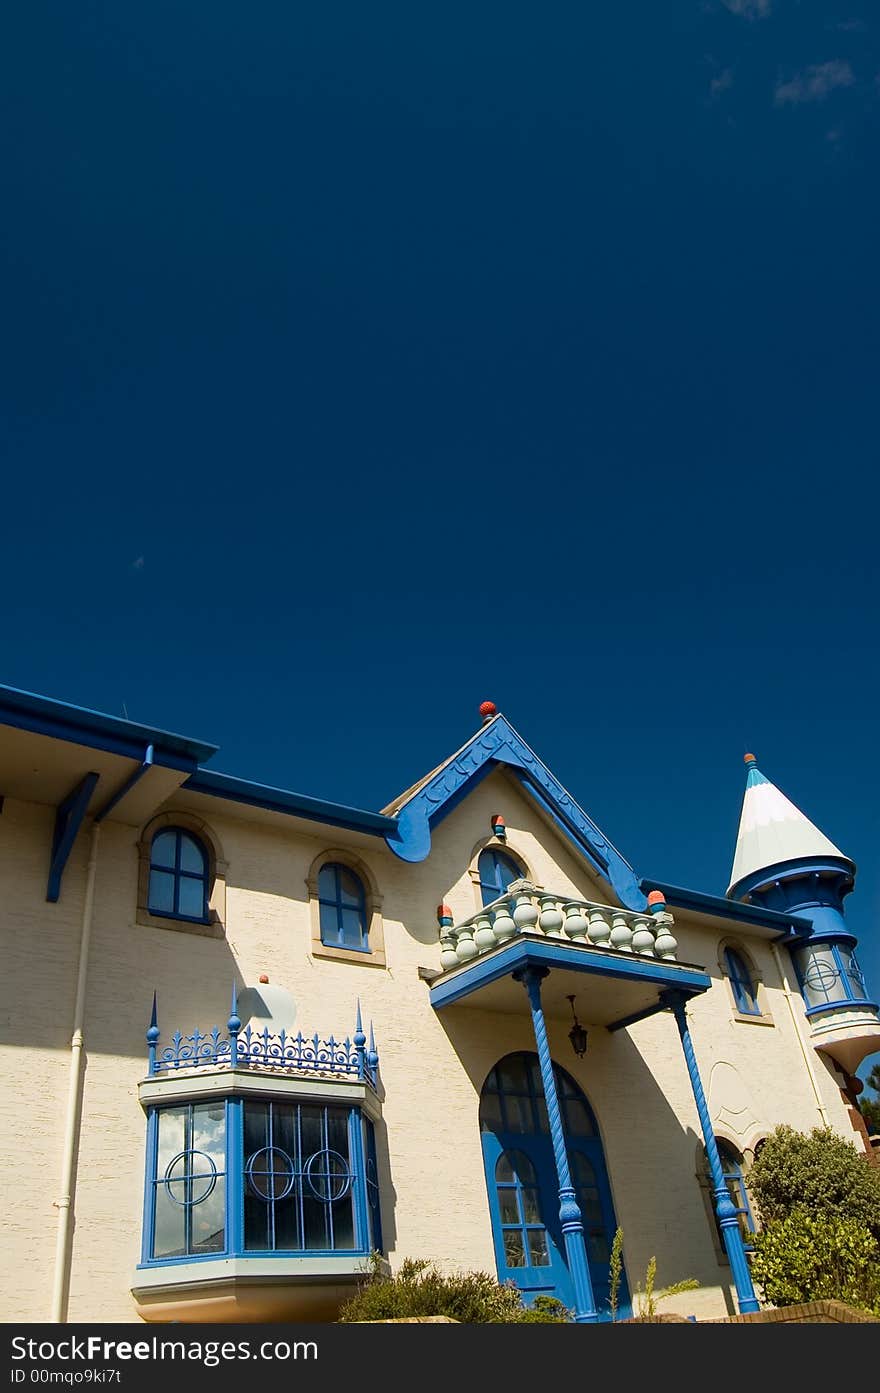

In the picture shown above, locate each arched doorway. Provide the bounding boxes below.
[479,1051,627,1318]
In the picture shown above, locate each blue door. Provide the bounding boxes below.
[480,1052,628,1319]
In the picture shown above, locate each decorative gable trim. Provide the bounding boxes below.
[384,715,645,910]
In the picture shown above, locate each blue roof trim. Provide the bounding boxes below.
[0,682,217,770]
[640,878,811,935]
[386,715,645,910]
[429,936,711,1011]
[728,856,855,903]
[183,769,398,837]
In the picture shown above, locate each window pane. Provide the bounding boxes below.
[300,1106,324,1160]
[503,1095,534,1134]
[153,1184,186,1259]
[317,863,338,897]
[587,1231,610,1264]
[319,901,340,945]
[244,1191,270,1251]
[274,1192,301,1251]
[339,907,366,949]
[192,1177,225,1253]
[303,1195,329,1250]
[151,831,177,869]
[178,875,206,920]
[244,1101,269,1156]
[191,1104,225,1164]
[571,1153,597,1185]
[274,1104,298,1165]
[495,1150,534,1184]
[527,1230,550,1266]
[498,1190,520,1225]
[157,1109,187,1175]
[337,868,363,907]
[479,1092,503,1132]
[565,1100,595,1136]
[578,1188,603,1227]
[497,1056,529,1093]
[534,1096,550,1134]
[330,1195,356,1250]
[148,870,175,914]
[503,1231,526,1267]
[178,834,204,874]
[797,946,840,1007]
[520,1187,541,1224]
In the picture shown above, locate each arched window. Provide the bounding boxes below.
[724,947,761,1017]
[704,1139,756,1256]
[148,828,209,923]
[318,863,369,952]
[478,849,525,907]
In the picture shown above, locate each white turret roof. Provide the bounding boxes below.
[727,755,850,896]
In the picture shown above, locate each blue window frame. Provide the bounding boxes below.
[149,1102,227,1259]
[715,1140,756,1253]
[724,948,761,1016]
[478,849,524,907]
[318,863,369,952]
[148,828,209,923]
[794,942,870,1012]
[479,1051,627,1318]
[143,1099,381,1264]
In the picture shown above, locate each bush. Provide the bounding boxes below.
[337,1256,571,1323]
[748,1125,880,1239]
[750,1211,880,1315]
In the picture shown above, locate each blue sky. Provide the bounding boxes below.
[2,4,878,1089]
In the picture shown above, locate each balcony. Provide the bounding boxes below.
[431,882,712,1028]
[132,988,385,1323]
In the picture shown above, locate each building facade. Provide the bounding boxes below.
[1,685,877,1324]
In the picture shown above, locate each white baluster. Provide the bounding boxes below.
[631,917,656,955]
[538,895,564,937]
[562,903,588,943]
[492,899,518,942]
[587,907,612,949]
[455,923,478,961]
[473,912,498,953]
[512,891,539,933]
[609,911,633,952]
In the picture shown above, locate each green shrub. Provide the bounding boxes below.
[337,1256,571,1323]
[749,1211,880,1315]
[748,1125,880,1239]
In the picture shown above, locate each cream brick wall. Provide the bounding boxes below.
[0,768,858,1323]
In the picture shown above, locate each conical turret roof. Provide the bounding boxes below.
[727,754,851,897]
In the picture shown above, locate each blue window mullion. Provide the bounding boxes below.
[142,1108,159,1264]
[227,1097,243,1256]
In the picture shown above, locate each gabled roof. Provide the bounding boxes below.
[383,711,646,911]
[727,754,853,898]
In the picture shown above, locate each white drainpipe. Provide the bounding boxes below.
[51,820,101,1322]
[771,939,829,1127]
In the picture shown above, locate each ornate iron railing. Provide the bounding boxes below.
[437,881,679,970]
[146,992,379,1087]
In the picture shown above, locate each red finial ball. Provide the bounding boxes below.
[647,890,666,907]
[479,700,497,718]
[744,752,757,765]
[259,973,269,984]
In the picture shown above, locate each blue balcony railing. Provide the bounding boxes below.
[145,991,379,1088]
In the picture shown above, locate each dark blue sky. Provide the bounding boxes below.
[2,4,878,1086]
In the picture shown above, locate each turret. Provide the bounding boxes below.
[727,753,879,1075]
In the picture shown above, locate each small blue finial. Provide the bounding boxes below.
[147,991,160,1073]
[368,1021,379,1070]
[354,999,366,1048]
[227,981,241,1035]
[146,991,160,1043]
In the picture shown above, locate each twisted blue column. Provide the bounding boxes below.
[662,990,760,1314]
[514,965,598,1323]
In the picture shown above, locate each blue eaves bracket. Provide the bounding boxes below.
[47,771,99,903]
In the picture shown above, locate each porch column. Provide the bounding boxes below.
[513,965,598,1323]
[661,990,760,1314]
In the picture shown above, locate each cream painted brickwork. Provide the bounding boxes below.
[0,767,859,1324]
